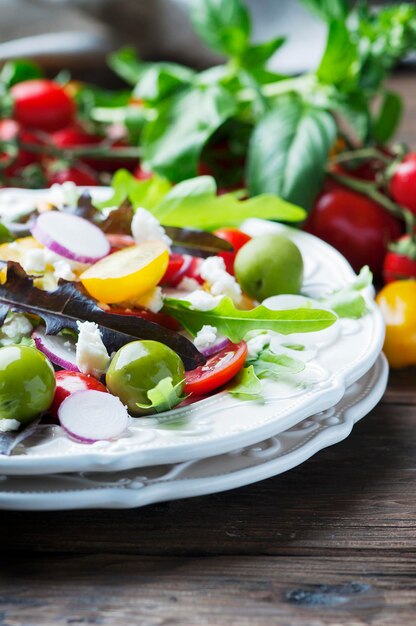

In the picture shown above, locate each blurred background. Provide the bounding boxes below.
[0,0,355,79]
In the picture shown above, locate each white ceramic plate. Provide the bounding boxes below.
[0,190,385,475]
[0,354,388,510]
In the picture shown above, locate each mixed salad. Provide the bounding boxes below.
[0,175,372,450]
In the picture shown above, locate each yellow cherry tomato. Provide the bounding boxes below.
[376,280,416,369]
[80,241,169,304]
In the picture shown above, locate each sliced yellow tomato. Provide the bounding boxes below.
[80,241,169,304]
[0,236,41,264]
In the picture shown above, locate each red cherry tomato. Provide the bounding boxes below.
[47,163,99,186]
[0,120,42,176]
[305,185,402,278]
[162,254,204,287]
[390,154,416,215]
[383,236,416,283]
[214,228,251,274]
[185,341,247,395]
[50,370,107,419]
[11,79,75,132]
[109,305,180,331]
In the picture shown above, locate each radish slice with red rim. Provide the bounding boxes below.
[33,326,78,371]
[31,211,110,264]
[58,390,129,443]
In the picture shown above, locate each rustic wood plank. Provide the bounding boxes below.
[1,554,416,626]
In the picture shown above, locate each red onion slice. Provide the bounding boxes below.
[31,211,110,264]
[199,337,232,357]
[33,326,78,371]
[58,390,129,443]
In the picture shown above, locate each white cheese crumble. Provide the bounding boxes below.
[177,277,200,292]
[194,325,218,350]
[0,313,33,344]
[75,321,110,379]
[0,418,20,433]
[22,248,77,281]
[199,256,242,304]
[185,289,223,312]
[48,182,79,209]
[246,333,272,359]
[131,207,172,248]
[130,287,164,313]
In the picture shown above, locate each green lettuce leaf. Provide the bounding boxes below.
[321,266,373,319]
[163,297,337,342]
[136,377,187,413]
[249,348,305,379]
[228,365,263,401]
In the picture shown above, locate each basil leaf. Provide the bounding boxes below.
[299,0,349,22]
[142,84,237,181]
[108,47,145,85]
[163,296,337,342]
[373,91,403,145]
[133,63,195,103]
[0,60,42,87]
[241,37,286,68]
[228,366,263,402]
[247,96,336,211]
[317,21,357,87]
[190,0,250,57]
[331,95,371,143]
[152,176,305,229]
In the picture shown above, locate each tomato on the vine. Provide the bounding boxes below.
[390,153,416,215]
[305,184,402,277]
[46,162,99,186]
[214,228,251,274]
[383,235,416,283]
[161,253,203,287]
[11,79,75,132]
[185,341,247,395]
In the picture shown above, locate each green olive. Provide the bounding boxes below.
[0,345,56,424]
[106,340,185,415]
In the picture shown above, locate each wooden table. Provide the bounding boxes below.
[1,75,416,626]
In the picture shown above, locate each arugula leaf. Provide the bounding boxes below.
[247,96,337,210]
[299,0,350,22]
[373,91,403,145]
[190,0,250,57]
[133,63,195,103]
[151,175,305,229]
[142,84,237,181]
[228,365,263,401]
[95,169,172,211]
[163,296,337,342]
[136,377,187,413]
[321,266,373,319]
[317,21,357,87]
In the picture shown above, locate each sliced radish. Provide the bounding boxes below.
[58,390,129,443]
[33,326,78,371]
[31,211,110,264]
[199,337,232,357]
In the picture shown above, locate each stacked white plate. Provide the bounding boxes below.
[0,192,388,510]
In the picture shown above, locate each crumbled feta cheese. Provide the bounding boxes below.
[48,182,79,209]
[185,289,223,311]
[76,321,110,378]
[131,207,172,248]
[130,287,164,313]
[194,325,218,350]
[0,313,33,344]
[177,277,200,292]
[0,418,20,433]
[52,260,76,282]
[22,247,77,281]
[246,333,272,359]
[21,248,46,274]
[200,256,242,304]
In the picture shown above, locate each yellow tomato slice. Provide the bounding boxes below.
[80,241,169,304]
[0,236,42,264]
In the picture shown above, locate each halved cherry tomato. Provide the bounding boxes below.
[162,253,203,287]
[11,79,75,132]
[214,228,251,274]
[50,370,107,419]
[109,305,180,331]
[106,233,135,254]
[185,341,247,395]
